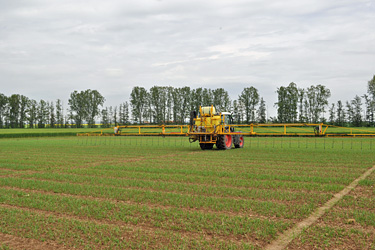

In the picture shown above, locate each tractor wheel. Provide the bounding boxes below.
[200,143,214,150]
[235,135,244,148]
[216,135,233,150]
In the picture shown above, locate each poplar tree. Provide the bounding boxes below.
[130,86,147,124]
[239,87,259,123]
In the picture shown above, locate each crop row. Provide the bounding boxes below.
[288,224,374,250]
[0,177,317,219]
[19,172,333,203]
[87,163,357,185]
[62,167,347,193]
[323,208,375,228]
[0,205,259,250]
[338,196,375,210]
[86,155,362,178]
[0,187,291,242]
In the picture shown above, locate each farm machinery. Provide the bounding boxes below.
[77,105,375,149]
[188,106,244,150]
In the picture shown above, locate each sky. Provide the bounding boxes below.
[0,0,374,118]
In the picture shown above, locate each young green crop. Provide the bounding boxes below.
[0,135,374,249]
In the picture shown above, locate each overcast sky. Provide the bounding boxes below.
[1,0,374,117]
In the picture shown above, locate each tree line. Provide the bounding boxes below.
[0,75,374,128]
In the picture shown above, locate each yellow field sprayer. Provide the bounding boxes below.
[188,106,244,150]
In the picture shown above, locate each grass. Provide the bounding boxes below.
[0,132,374,249]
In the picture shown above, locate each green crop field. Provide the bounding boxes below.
[0,134,374,249]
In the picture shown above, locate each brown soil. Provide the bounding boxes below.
[0,232,71,250]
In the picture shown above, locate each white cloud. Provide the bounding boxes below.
[0,0,374,116]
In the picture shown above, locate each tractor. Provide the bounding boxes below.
[188,106,244,150]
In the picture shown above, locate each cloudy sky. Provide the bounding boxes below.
[1,0,374,117]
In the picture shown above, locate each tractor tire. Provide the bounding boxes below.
[216,135,233,150]
[235,135,244,148]
[200,143,214,150]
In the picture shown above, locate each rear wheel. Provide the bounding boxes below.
[216,135,233,150]
[235,135,244,148]
[200,143,214,150]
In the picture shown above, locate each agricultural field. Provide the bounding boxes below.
[0,134,374,249]
[0,128,101,138]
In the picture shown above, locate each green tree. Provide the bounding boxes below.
[346,101,353,126]
[130,87,147,124]
[257,97,267,123]
[8,94,21,128]
[239,87,259,123]
[212,88,231,112]
[275,82,298,123]
[306,85,331,122]
[49,101,55,128]
[298,88,306,122]
[202,88,213,107]
[68,89,104,128]
[119,102,130,125]
[85,90,105,128]
[37,100,49,128]
[0,94,8,128]
[19,95,29,128]
[68,91,87,128]
[328,103,335,124]
[55,99,64,128]
[171,87,191,124]
[190,88,203,112]
[336,100,345,126]
[113,106,118,126]
[351,95,362,127]
[27,99,38,128]
[366,75,375,126]
[101,107,109,128]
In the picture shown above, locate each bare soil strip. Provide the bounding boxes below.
[264,165,375,250]
[0,232,70,250]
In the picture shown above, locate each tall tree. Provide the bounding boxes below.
[68,91,87,128]
[202,88,213,107]
[113,106,118,126]
[130,87,147,124]
[8,94,21,128]
[306,85,331,123]
[190,88,203,112]
[238,87,259,123]
[298,88,306,122]
[328,103,335,125]
[257,97,266,123]
[346,101,354,126]
[336,100,345,126]
[351,95,362,127]
[232,100,240,124]
[212,88,231,112]
[19,95,29,128]
[68,89,104,128]
[27,99,38,128]
[85,89,105,128]
[37,100,48,128]
[55,99,64,128]
[49,101,55,128]
[123,102,130,124]
[101,107,109,128]
[366,75,375,126]
[275,82,298,123]
[0,94,8,128]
